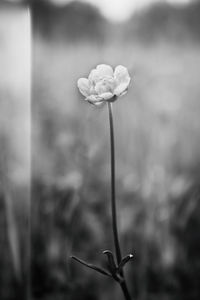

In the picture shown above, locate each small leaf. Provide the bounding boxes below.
[71,256,111,277]
[118,254,133,272]
[103,250,117,275]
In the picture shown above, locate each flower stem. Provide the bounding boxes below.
[107,102,132,300]
[108,102,121,265]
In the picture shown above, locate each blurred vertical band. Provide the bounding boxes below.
[0,1,31,300]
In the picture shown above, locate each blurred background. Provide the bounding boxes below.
[1,0,200,299]
[0,1,30,300]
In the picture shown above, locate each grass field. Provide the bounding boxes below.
[32,37,200,299]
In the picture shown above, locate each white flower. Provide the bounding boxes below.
[77,64,131,105]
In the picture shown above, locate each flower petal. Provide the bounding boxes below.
[77,78,91,97]
[114,65,130,83]
[114,83,129,97]
[86,94,102,103]
[98,92,113,100]
[86,95,106,106]
[88,69,100,84]
[89,64,113,84]
[96,64,113,77]
[114,65,131,96]
[95,76,115,95]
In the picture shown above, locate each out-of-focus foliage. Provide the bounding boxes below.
[31,0,108,42]
[31,0,200,44]
[125,0,200,43]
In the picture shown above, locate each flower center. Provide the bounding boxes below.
[94,76,115,95]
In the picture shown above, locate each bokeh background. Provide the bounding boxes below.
[0,1,30,300]
[1,0,200,299]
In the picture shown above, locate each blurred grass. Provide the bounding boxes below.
[32,33,200,300]
[33,39,200,191]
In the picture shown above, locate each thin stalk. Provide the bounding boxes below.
[108,102,121,264]
[107,102,132,300]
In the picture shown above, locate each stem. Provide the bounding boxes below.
[107,102,132,300]
[108,102,121,264]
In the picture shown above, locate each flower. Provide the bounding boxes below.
[77,64,131,105]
